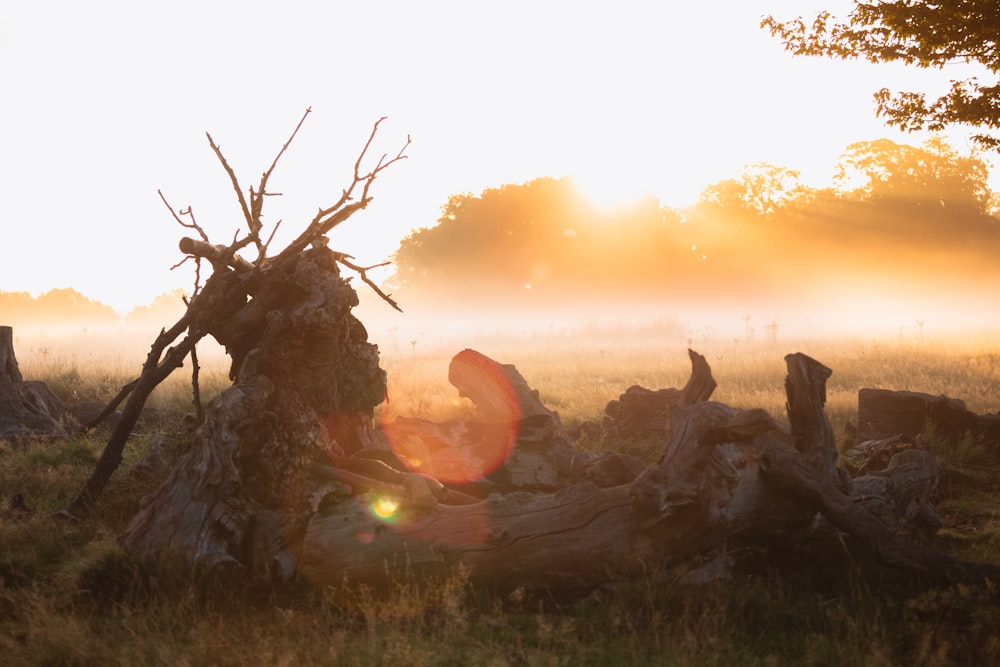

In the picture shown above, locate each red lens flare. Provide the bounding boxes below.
[383,349,521,484]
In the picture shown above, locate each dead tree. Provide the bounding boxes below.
[81,113,999,591]
[120,322,999,589]
[67,109,408,517]
[297,351,999,588]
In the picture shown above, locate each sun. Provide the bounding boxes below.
[572,172,651,211]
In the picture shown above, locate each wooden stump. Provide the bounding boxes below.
[858,387,1000,443]
[0,326,73,441]
[119,247,387,572]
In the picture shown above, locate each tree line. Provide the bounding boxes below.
[386,137,1000,308]
[0,288,187,330]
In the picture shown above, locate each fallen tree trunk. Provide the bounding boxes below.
[119,299,1000,590]
[297,351,1000,589]
[107,113,1000,592]
[858,387,1000,443]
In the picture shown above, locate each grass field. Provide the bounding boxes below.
[2,325,1000,665]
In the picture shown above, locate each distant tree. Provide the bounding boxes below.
[0,291,35,325]
[35,288,119,325]
[390,177,588,298]
[0,288,118,327]
[699,162,805,217]
[124,289,189,328]
[834,136,992,217]
[388,178,688,303]
[763,1,1000,149]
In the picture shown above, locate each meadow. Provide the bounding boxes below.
[2,323,1000,666]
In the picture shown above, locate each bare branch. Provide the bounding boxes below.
[260,107,311,194]
[336,254,402,312]
[273,118,409,265]
[258,219,281,263]
[178,237,254,272]
[206,132,254,234]
[159,190,209,242]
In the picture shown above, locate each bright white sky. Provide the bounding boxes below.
[0,0,993,314]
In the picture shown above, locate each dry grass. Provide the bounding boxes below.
[376,327,1000,441]
[3,324,1000,665]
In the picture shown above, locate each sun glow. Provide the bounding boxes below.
[573,173,655,212]
[371,496,400,521]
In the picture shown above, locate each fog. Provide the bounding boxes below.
[353,277,1000,357]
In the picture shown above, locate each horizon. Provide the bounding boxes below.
[3,1,997,315]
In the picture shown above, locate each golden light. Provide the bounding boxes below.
[574,173,650,212]
[383,350,521,484]
[371,496,400,521]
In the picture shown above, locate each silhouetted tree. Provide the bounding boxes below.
[124,289,189,328]
[835,137,992,218]
[389,177,687,304]
[763,1,1000,149]
[0,288,119,328]
[698,162,805,218]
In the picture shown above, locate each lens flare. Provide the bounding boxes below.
[371,496,400,521]
[384,350,521,484]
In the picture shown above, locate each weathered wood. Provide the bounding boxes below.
[761,444,998,582]
[69,115,407,517]
[299,355,777,588]
[845,434,921,475]
[760,355,1000,583]
[0,326,74,441]
[849,448,941,538]
[858,387,1000,443]
[298,351,1000,589]
[178,237,254,272]
[601,349,716,446]
[119,247,387,572]
[383,349,593,492]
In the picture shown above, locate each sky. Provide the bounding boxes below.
[1,0,993,315]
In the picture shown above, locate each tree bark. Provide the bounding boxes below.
[69,113,407,518]
[0,326,74,441]
[297,352,1000,589]
[858,387,1000,443]
[119,247,386,570]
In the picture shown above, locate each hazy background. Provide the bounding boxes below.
[2,1,998,353]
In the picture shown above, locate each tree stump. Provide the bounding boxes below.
[299,352,999,588]
[0,326,74,441]
[119,247,387,572]
[858,387,1000,443]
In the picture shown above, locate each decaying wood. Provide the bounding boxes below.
[67,111,408,518]
[593,349,717,446]
[858,387,1000,443]
[119,246,387,567]
[383,349,592,493]
[85,114,1000,592]
[845,434,925,475]
[0,326,75,441]
[115,293,1000,590]
[296,350,1000,589]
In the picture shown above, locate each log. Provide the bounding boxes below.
[599,349,717,446]
[0,326,74,441]
[112,255,1000,591]
[384,349,595,492]
[857,387,1000,443]
[299,352,1000,589]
